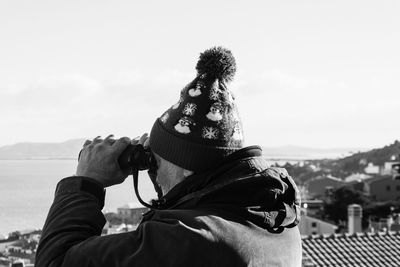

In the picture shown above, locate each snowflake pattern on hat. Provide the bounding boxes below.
[202,126,219,139]
[206,102,224,121]
[183,103,197,116]
[209,88,221,101]
[174,117,196,134]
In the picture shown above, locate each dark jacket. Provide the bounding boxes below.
[36,146,302,267]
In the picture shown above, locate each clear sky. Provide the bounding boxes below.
[0,0,399,148]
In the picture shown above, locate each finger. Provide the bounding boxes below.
[111,137,131,155]
[130,136,140,145]
[83,140,92,147]
[138,133,148,146]
[92,136,103,144]
[105,134,114,140]
[144,137,150,148]
[104,134,116,144]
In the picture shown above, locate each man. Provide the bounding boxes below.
[36,47,302,267]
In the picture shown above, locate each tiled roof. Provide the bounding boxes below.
[302,231,400,267]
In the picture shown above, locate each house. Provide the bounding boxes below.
[369,214,400,232]
[307,176,344,199]
[301,199,324,217]
[381,161,400,175]
[364,162,380,174]
[363,176,400,201]
[117,203,148,224]
[104,223,137,235]
[344,173,372,183]
[0,257,11,266]
[302,203,400,266]
[298,215,337,236]
[344,180,365,192]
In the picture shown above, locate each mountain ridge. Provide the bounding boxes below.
[323,140,400,176]
[0,139,370,160]
[0,139,86,159]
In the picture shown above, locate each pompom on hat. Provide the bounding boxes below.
[149,47,244,172]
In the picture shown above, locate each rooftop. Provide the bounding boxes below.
[302,231,400,267]
[117,203,146,210]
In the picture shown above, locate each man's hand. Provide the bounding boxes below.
[76,135,131,187]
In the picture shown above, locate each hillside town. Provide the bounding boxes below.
[1,141,399,266]
[293,141,400,266]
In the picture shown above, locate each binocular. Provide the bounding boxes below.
[118,144,158,172]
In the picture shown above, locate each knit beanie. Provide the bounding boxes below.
[149,47,244,172]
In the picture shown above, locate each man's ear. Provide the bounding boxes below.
[183,169,194,178]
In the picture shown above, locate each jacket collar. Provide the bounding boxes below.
[146,145,301,233]
[159,146,263,208]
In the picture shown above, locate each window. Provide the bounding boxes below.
[397,185,400,191]
[311,222,317,228]
[386,185,391,191]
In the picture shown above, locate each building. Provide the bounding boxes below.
[364,162,380,174]
[307,176,344,199]
[117,203,148,224]
[299,215,337,236]
[302,203,400,266]
[381,161,400,176]
[0,257,11,267]
[363,176,400,201]
[344,173,372,183]
[348,204,362,234]
[302,204,400,267]
[299,201,337,236]
[301,199,324,217]
[104,223,137,235]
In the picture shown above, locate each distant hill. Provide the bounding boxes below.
[328,140,400,174]
[261,145,369,160]
[0,139,85,159]
[0,139,368,160]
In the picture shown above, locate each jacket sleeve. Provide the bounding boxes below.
[35,178,212,267]
[35,176,107,267]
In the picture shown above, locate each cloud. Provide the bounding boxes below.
[0,68,398,147]
[0,69,194,112]
[235,68,398,118]
[233,69,399,147]
[152,69,194,87]
[0,74,102,112]
[105,69,145,88]
[0,69,196,145]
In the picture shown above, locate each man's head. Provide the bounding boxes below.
[149,47,244,179]
[152,152,193,195]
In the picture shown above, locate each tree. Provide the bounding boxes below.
[364,201,400,220]
[323,186,370,224]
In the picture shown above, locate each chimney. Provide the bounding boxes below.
[348,204,362,234]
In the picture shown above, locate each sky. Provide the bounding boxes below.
[0,0,399,148]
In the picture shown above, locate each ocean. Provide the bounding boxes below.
[0,160,157,236]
